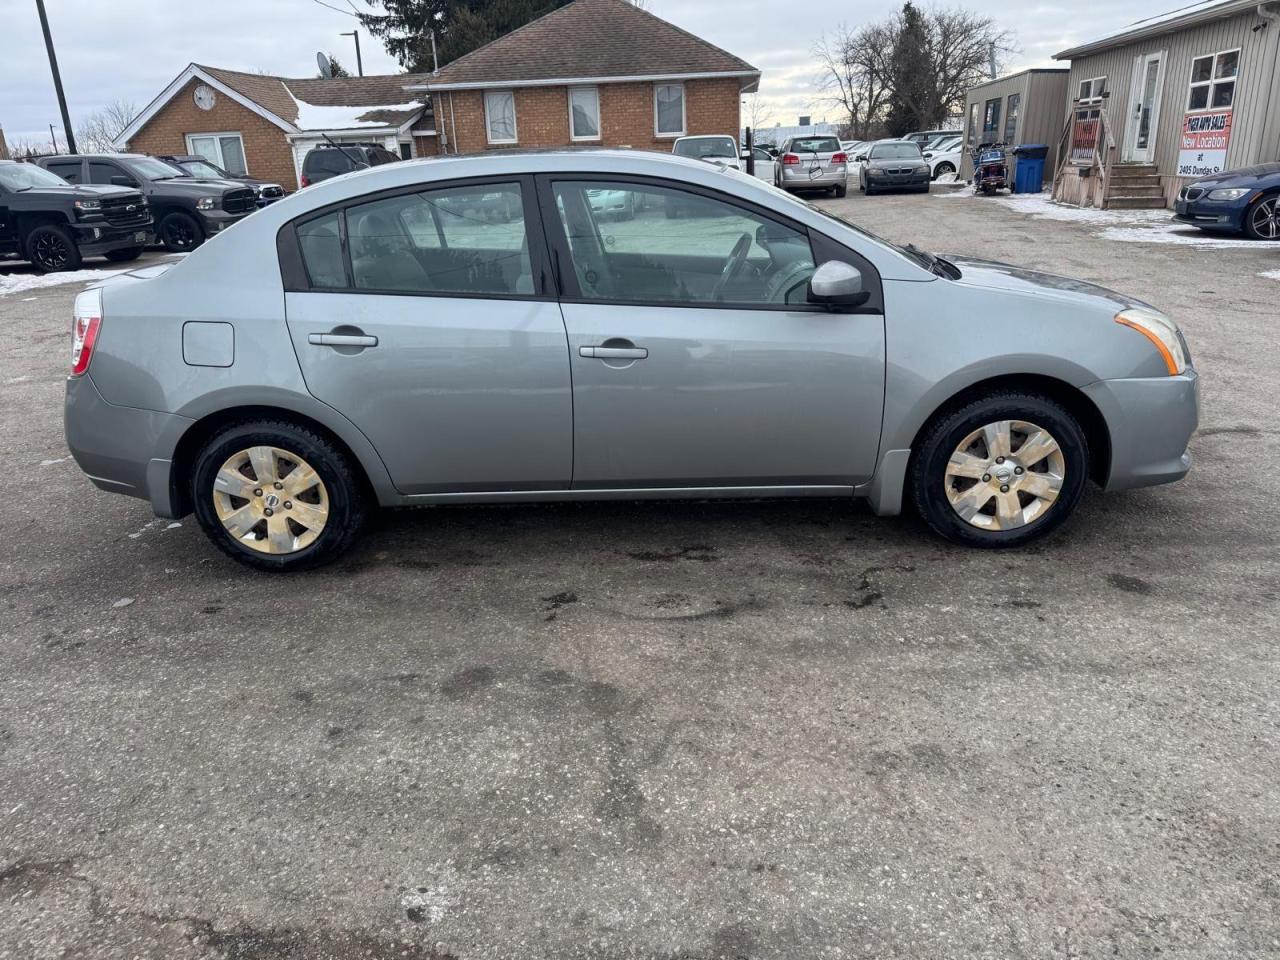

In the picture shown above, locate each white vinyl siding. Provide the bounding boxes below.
[484,90,518,144]
[568,86,600,141]
[654,83,685,137]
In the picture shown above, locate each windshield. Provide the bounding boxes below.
[789,138,840,154]
[126,156,184,180]
[870,143,923,160]
[0,163,69,190]
[674,137,738,160]
[178,159,228,178]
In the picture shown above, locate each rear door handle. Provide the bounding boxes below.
[309,333,378,348]
[580,345,648,360]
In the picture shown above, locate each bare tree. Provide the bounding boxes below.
[813,23,892,140]
[742,92,774,134]
[75,100,139,153]
[9,136,58,159]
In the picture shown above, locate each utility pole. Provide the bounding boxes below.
[340,30,364,76]
[35,0,76,154]
[49,123,59,154]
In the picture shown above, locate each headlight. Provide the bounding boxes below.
[1207,187,1249,201]
[1115,307,1188,376]
[73,199,101,214]
[196,197,216,211]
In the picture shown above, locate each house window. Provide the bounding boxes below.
[654,83,685,137]
[187,133,247,175]
[967,102,980,144]
[1004,93,1020,143]
[982,98,1001,140]
[484,90,518,144]
[1188,49,1238,111]
[569,86,600,141]
[1077,76,1107,104]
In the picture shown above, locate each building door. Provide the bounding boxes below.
[1124,52,1164,163]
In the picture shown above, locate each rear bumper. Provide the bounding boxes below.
[781,168,847,189]
[65,374,192,517]
[1083,369,1200,492]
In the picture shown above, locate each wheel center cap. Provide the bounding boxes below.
[994,465,1015,484]
[264,493,281,509]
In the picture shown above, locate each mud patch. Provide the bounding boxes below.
[628,545,718,563]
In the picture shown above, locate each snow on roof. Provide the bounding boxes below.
[288,92,423,132]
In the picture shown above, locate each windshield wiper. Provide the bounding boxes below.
[903,242,961,279]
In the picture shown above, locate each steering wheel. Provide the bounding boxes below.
[710,233,753,302]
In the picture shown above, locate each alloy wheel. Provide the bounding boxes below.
[31,232,72,270]
[212,446,329,555]
[164,217,198,250]
[943,420,1065,530]
[1250,198,1279,240]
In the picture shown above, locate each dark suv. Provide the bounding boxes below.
[0,159,152,272]
[300,143,401,187]
[37,154,257,252]
[157,155,286,207]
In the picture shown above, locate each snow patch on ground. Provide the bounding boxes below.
[1097,223,1263,247]
[993,193,1170,225]
[0,266,131,297]
[1260,269,1280,281]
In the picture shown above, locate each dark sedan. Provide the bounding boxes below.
[1174,162,1280,240]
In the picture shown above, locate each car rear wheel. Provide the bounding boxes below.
[833,184,847,198]
[1244,194,1280,240]
[104,247,144,263]
[934,161,955,178]
[910,392,1089,548]
[192,420,366,571]
[26,224,82,273]
[159,211,205,252]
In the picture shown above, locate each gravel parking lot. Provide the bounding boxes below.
[2,190,1278,960]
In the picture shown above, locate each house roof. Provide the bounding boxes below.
[114,63,434,148]
[1054,0,1264,59]
[411,0,759,90]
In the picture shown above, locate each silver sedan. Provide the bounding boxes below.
[64,150,1198,570]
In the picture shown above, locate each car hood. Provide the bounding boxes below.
[151,178,240,196]
[26,184,138,200]
[944,256,1152,312]
[1189,161,1280,188]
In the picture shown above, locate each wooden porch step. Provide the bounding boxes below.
[1112,163,1159,176]
[1109,172,1162,186]
[1108,184,1166,199]
[1106,195,1169,210]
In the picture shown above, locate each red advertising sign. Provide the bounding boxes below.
[1177,109,1233,177]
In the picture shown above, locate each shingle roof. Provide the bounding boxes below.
[199,65,434,130]
[420,0,759,88]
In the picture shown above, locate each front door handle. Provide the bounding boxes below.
[309,332,378,348]
[580,345,648,360]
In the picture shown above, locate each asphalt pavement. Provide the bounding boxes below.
[1,190,1278,960]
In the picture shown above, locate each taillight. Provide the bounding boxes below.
[782,153,799,165]
[832,152,848,164]
[71,288,102,377]
[300,174,311,187]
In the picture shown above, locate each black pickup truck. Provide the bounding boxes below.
[0,159,153,272]
[36,154,257,252]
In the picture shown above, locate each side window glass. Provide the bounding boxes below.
[297,212,347,289]
[550,181,814,307]
[47,161,82,184]
[88,162,124,185]
[345,182,531,295]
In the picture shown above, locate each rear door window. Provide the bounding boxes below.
[296,212,347,289]
[45,160,83,184]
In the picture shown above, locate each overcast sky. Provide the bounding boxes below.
[2,0,1179,146]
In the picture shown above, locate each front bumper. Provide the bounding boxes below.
[65,374,192,516]
[197,209,252,234]
[867,174,931,189]
[1083,369,1200,492]
[1172,198,1245,232]
[71,222,154,256]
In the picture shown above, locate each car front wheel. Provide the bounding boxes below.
[26,224,82,273]
[910,392,1089,548]
[159,211,205,252]
[1244,194,1280,240]
[191,420,366,571]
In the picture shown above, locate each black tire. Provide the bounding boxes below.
[1243,193,1280,241]
[909,391,1089,549]
[159,211,205,252]
[25,224,82,273]
[833,184,847,198]
[104,246,144,263]
[191,420,367,572]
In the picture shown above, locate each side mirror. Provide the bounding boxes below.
[808,261,869,310]
[855,154,868,163]
[111,176,138,188]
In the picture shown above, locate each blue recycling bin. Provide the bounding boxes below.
[1012,144,1050,193]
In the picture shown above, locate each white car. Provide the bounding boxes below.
[671,135,742,172]
[745,146,776,184]
[924,138,963,180]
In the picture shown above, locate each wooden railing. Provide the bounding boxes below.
[1053,97,1117,204]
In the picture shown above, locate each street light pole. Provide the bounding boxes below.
[35,0,76,154]
[340,30,364,77]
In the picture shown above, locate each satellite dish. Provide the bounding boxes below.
[317,52,333,79]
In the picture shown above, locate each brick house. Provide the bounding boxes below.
[114,0,757,186]
[410,0,759,156]
[113,64,435,190]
